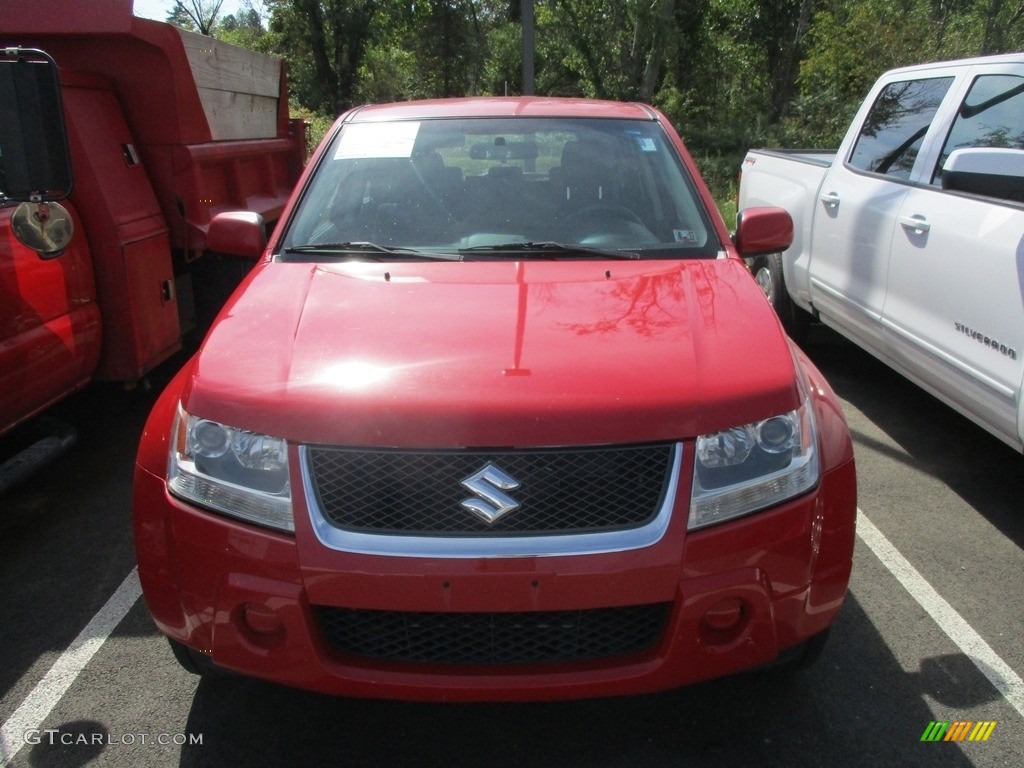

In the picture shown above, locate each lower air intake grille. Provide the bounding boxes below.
[317,603,670,665]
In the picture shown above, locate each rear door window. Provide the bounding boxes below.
[848,77,953,179]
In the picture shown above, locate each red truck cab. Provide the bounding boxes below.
[133,98,857,701]
[1,1,304,486]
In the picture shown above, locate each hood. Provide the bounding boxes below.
[183,258,800,447]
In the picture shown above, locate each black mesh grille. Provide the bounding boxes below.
[316,604,670,664]
[305,444,674,535]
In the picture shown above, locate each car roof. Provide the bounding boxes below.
[343,97,659,122]
[883,51,1024,78]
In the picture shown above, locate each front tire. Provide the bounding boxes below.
[764,628,832,676]
[168,638,227,678]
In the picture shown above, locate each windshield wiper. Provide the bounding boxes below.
[282,242,463,261]
[458,241,640,260]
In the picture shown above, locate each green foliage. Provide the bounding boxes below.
[217,3,268,49]
[354,44,424,104]
[166,5,197,30]
[799,1,928,113]
[289,103,335,158]
[481,22,526,95]
[195,0,1024,203]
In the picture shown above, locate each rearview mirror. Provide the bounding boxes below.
[0,48,73,202]
[941,148,1024,203]
[469,141,539,161]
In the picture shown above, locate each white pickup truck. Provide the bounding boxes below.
[738,53,1024,453]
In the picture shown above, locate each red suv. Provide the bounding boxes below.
[133,98,856,701]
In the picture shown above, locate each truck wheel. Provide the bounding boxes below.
[752,253,811,344]
[752,252,784,307]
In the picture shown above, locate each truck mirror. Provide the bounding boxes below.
[0,48,73,203]
[10,200,75,258]
[734,207,794,257]
[941,148,1024,203]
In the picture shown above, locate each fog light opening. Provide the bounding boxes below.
[241,602,284,636]
[703,597,744,632]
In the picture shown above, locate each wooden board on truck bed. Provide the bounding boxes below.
[177,28,282,141]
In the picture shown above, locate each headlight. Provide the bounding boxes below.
[167,404,294,532]
[689,397,819,530]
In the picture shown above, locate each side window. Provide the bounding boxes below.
[848,77,953,179]
[932,74,1024,184]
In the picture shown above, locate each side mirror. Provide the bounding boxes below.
[734,207,793,257]
[1,48,75,257]
[10,201,75,259]
[207,211,267,259]
[942,148,1024,203]
[0,48,73,202]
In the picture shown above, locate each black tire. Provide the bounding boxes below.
[767,628,832,675]
[751,252,811,344]
[167,638,226,677]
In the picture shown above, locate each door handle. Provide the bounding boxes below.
[820,192,841,208]
[899,214,930,234]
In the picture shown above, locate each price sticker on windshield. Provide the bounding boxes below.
[335,121,421,159]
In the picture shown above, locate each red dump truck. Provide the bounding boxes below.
[0,0,305,487]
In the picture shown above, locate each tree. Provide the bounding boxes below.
[980,0,1024,53]
[172,0,225,35]
[531,0,677,101]
[218,1,269,48]
[264,0,378,114]
[789,0,986,145]
[166,3,197,29]
[240,0,1024,204]
[412,0,485,98]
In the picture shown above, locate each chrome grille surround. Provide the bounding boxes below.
[300,442,682,558]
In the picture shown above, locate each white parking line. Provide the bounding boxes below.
[0,567,141,767]
[857,509,1024,720]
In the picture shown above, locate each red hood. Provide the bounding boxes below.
[182,258,799,447]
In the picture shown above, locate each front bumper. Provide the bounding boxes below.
[133,450,855,702]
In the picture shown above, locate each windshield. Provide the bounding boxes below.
[281,116,717,259]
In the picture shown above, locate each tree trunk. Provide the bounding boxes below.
[641,0,675,102]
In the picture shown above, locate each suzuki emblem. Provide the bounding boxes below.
[460,463,521,524]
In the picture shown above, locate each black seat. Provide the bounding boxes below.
[558,137,624,210]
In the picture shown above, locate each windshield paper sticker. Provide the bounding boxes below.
[335,122,420,159]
